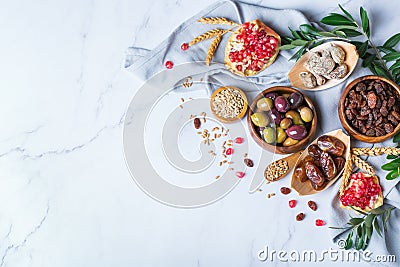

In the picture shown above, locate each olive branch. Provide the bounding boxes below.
[281,4,400,85]
[330,206,395,250]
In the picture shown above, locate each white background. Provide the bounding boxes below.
[1,0,398,266]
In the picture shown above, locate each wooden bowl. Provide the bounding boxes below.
[291,129,351,196]
[288,41,359,91]
[210,86,248,123]
[247,86,318,154]
[338,75,400,143]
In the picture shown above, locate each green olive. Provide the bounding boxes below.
[279,118,293,130]
[300,106,314,122]
[251,112,269,127]
[276,127,287,143]
[256,98,274,111]
[285,110,304,125]
[263,127,276,144]
[283,137,299,147]
[282,93,291,99]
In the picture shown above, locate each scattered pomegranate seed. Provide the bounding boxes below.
[315,219,326,226]
[236,171,245,178]
[181,43,189,51]
[165,61,174,69]
[226,148,234,155]
[289,200,297,208]
[234,137,244,144]
[296,213,305,221]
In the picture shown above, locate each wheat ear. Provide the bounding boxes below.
[351,154,375,176]
[206,35,222,65]
[189,29,226,46]
[198,17,240,26]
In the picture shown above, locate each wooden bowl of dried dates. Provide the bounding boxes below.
[247,86,318,154]
[338,75,400,143]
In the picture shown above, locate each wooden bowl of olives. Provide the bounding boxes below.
[247,86,318,154]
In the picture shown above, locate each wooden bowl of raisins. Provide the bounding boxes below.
[338,75,400,143]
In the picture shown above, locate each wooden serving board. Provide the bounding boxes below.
[288,41,359,91]
[291,129,351,196]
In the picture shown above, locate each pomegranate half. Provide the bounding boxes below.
[225,19,281,76]
[340,172,383,212]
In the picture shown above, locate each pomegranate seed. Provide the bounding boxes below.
[236,65,242,71]
[236,171,245,178]
[181,43,189,51]
[288,200,296,208]
[226,148,233,155]
[234,137,244,144]
[315,219,326,226]
[340,172,381,210]
[165,61,174,69]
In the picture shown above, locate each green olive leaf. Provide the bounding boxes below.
[372,64,391,79]
[299,24,321,36]
[384,33,400,48]
[385,169,399,180]
[350,217,364,226]
[366,225,373,241]
[360,7,370,37]
[365,214,375,228]
[362,53,376,67]
[309,40,324,50]
[289,46,306,61]
[279,44,297,50]
[381,162,400,171]
[339,4,355,21]
[321,13,357,26]
[383,52,400,62]
[393,131,400,143]
[291,39,309,46]
[341,29,363,37]
[345,231,354,250]
[370,207,386,215]
[357,41,369,57]
[288,27,302,40]
[318,31,338,37]
[389,60,400,71]
[378,46,397,54]
[374,217,382,237]
[334,30,347,38]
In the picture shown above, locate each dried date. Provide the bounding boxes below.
[317,135,345,157]
[308,200,317,211]
[295,164,308,182]
[320,152,337,180]
[244,158,254,167]
[280,187,291,195]
[334,157,345,172]
[305,162,325,187]
[296,213,305,221]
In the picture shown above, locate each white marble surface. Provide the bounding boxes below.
[1,0,399,266]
